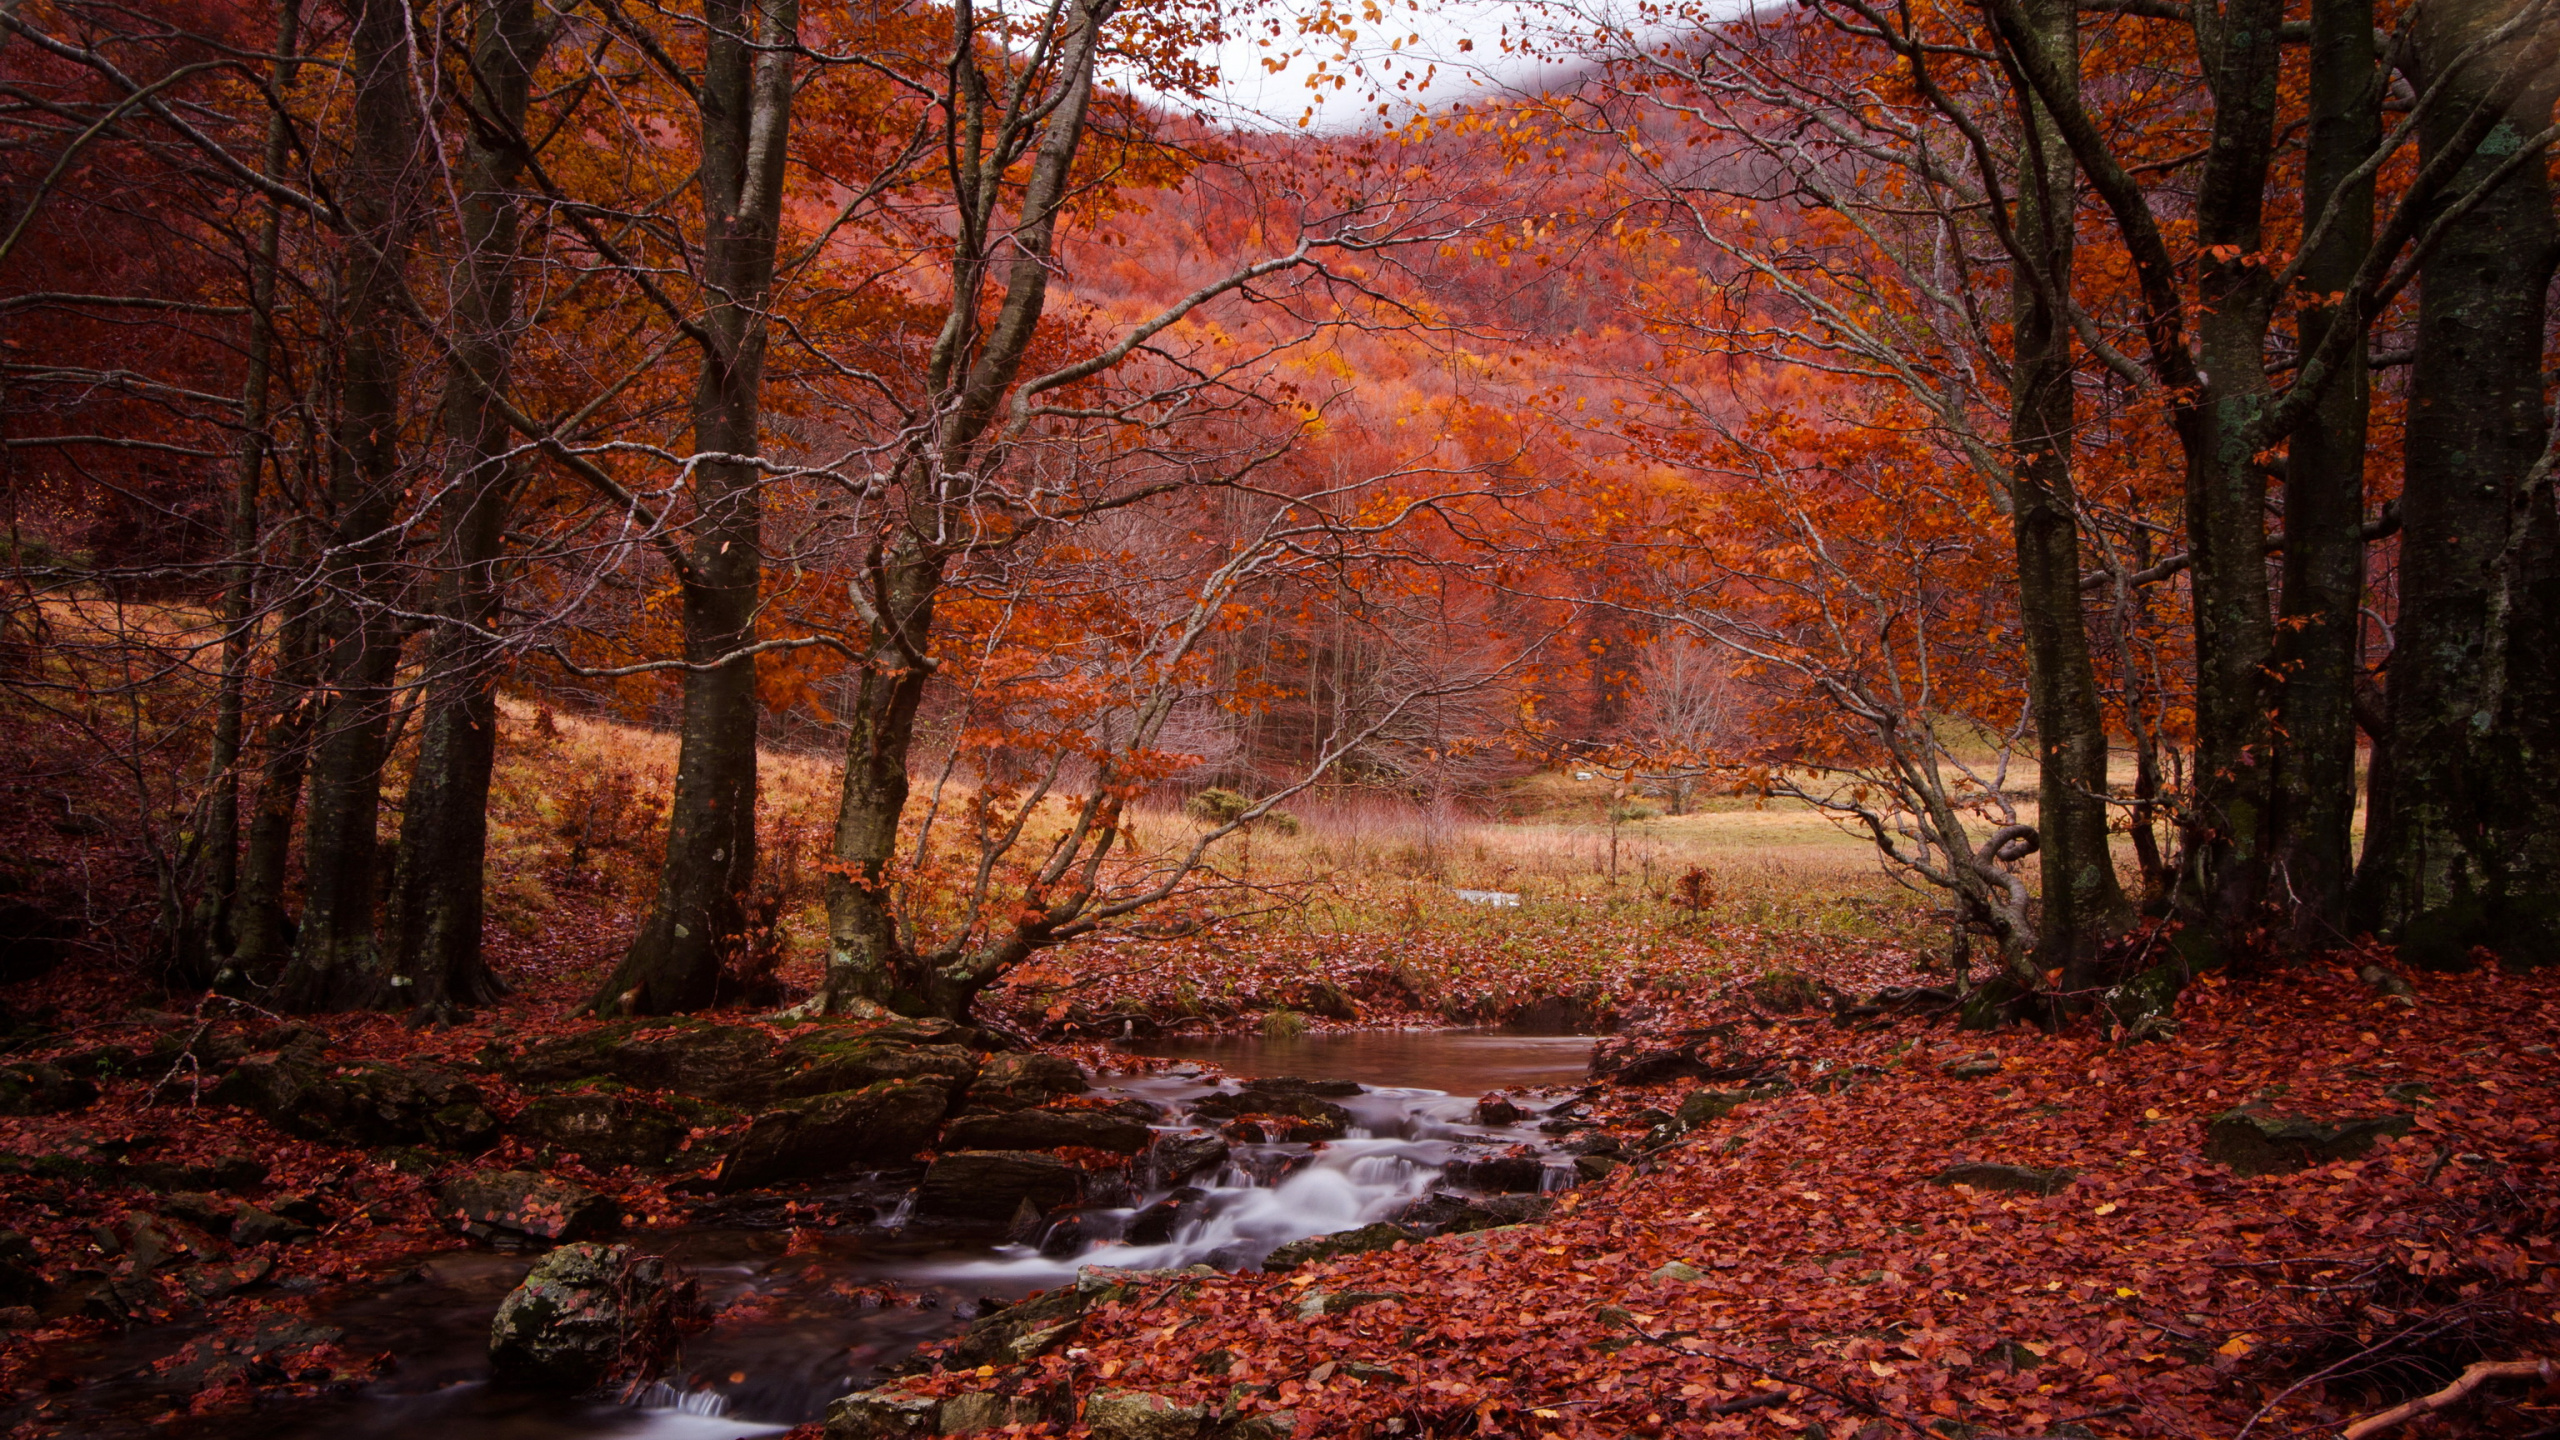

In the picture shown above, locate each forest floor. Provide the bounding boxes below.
[0,696,2553,1439]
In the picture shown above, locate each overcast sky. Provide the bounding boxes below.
[1132,0,1598,132]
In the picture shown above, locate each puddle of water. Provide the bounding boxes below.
[1125,1029,1596,1093]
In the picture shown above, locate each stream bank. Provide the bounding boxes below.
[2,1023,1616,1439]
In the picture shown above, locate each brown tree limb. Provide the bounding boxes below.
[2340,1358,2555,1439]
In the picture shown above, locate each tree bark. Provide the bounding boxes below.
[388,0,557,1020]
[2266,0,2379,951]
[589,0,797,1016]
[804,0,1119,1021]
[183,0,301,984]
[2174,0,2287,946]
[226,596,318,982]
[276,0,425,1011]
[2001,0,2132,991]
[2354,0,2560,958]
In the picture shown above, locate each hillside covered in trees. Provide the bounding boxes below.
[0,0,2554,1436]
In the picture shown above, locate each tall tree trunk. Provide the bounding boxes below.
[589,0,797,1016]
[276,0,424,1011]
[389,0,556,1020]
[2266,0,2379,951]
[2002,0,2131,992]
[816,561,941,1016]
[802,0,1118,1022]
[2176,0,2287,949]
[184,0,301,983]
[226,595,318,982]
[2354,0,2560,960]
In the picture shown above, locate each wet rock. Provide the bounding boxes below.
[212,1039,498,1151]
[1473,1093,1525,1125]
[1145,1130,1230,1187]
[1392,1191,1551,1235]
[1194,1081,1353,1139]
[1929,1162,2076,1196]
[440,1169,621,1245]
[488,1242,693,1393]
[1084,1388,1213,1440]
[942,1104,1151,1154]
[967,1052,1089,1110]
[2203,1105,2413,1177]
[1036,1208,1125,1258]
[120,1152,269,1193]
[915,1150,1084,1226]
[0,1063,96,1116]
[517,1090,689,1169]
[158,1191,239,1237]
[229,1203,317,1246]
[940,1284,1089,1369]
[940,1389,1065,1433]
[717,1080,949,1190]
[1444,1154,1549,1193]
[509,1021,778,1097]
[509,1019,989,1109]
[1126,1187,1211,1245]
[823,1385,941,1439]
[1562,1132,1624,1158]
[767,1027,984,1106]
[95,1209,224,1273]
[1216,1410,1299,1440]
[184,1254,272,1300]
[1572,1155,1621,1182]
[1262,1221,1416,1271]
[1505,993,1610,1035]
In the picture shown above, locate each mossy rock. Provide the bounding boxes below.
[2203,1105,2412,1176]
[1262,1221,1417,1272]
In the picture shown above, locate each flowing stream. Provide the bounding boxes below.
[40,1030,1596,1440]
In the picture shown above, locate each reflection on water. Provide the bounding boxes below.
[1126,1029,1597,1093]
[39,1029,1596,1440]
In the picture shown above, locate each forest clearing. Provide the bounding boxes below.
[3,0,2557,1435]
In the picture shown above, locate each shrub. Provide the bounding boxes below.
[1260,1008,1308,1039]
[1186,786,1298,832]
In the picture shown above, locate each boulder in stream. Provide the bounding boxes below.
[488,1242,694,1393]
[1262,1221,1416,1271]
[517,1089,690,1169]
[1126,1187,1210,1245]
[914,1150,1085,1226]
[505,1018,987,1108]
[1144,1130,1230,1187]
[1444,1153,1549,1192]
[213,1038,497,1151]
[440,1169,621,1245]
[967,1052,1088,1109]
[717,1080,950,1190]
[941,1104,1151,1154]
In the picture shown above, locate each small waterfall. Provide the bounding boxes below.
[629,1382,732,1416]
[906,1078,1569,1284]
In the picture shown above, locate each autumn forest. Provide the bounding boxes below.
[0,0,2555,1436]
